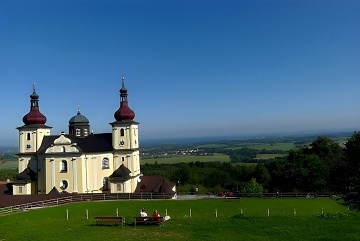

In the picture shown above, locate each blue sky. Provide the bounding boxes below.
[0,0,359,146]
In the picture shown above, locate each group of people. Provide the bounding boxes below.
[140,208,161,219]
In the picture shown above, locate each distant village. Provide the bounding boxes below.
[141,149,213,159]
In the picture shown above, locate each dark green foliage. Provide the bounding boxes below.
[343,132,360,209]
[0,168,18,181]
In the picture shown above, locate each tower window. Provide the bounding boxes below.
[76,128,81,137]
[121,157,125,162]
[61,160,68,172]
[102,158,110,169]
[120,128,125,136]
[116,184,121,191]
[84,129,88,136]
[19,186,23,193]
[27,133,31,140]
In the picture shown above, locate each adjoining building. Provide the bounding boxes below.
[13,77,175,196]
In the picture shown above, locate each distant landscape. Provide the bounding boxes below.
[0,131,355,195]
[0,131,353,170]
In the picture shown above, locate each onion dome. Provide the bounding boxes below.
[69,109,89,124]
[22,84,47,125]
[114,75,135,121]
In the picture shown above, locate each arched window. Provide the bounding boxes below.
[103,177,109,190]
[102,158,109,169]
[76,128,81,137]
[121,157,125,162]
[61,160,68,172]
[120,128,125,136]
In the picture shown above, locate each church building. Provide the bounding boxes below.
[13,77,143,195]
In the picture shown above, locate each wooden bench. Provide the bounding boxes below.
[134,216,165,227]
[94,216,125,226]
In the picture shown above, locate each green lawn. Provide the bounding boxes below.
[0,198,359,241]
[141,154,230,164]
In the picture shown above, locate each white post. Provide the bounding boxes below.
[86,209,88,220]
[165,209,168,216]
[116,208,119,217]
[66,209,69,220]
[294,208,296,216]
[267,208,270,217]
[241,209,243,214]
[321,208,324,214]
[215,209,218,218]
[190,209,192,217]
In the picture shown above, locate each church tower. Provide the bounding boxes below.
[109,76,141,193]
[14,84,51,194]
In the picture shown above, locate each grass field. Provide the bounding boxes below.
[141,154,230,164]
[196,142,296,151]
[0,160,17,170]
[255,154,287,159]
[0,198,359,241]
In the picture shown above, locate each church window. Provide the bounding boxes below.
[116,184,121,191]
[120,128,125,136]
[121,157,125,162]
[103,177,109,190]
[102,158,110,169]
[27,133,31,140]
[76,128,81,137]
[60,180,68,190]
[61,160,68,172]
[19,186,23,193]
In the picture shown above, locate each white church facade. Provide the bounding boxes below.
[13,77,143,195]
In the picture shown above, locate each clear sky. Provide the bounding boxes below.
[0,0,359,146]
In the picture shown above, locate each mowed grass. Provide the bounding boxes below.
[0,198,359,241]
[141,154,230,164]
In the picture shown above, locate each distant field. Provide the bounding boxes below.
[196,142,295,151]
[0,198,358,241]
[141,154,230,164]
[255,154,287,159]
[228,142,295,151]
[0,160,17,170]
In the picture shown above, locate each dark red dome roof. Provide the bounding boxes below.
[23,108,47,125]
[114,102,135,121]
[114,76,135,121]
[22,86,47,125]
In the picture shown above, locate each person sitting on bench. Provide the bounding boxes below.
[152,210,161,221]
[140,208,148,217]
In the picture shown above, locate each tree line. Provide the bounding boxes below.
[142,132,360,208]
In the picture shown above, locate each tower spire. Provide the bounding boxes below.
[22,84,47,125]
[114,75,135,121]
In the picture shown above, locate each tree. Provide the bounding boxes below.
[343,132,360,209]
[241,178,263,194]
